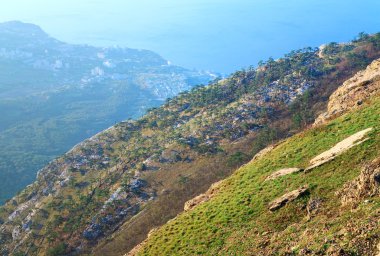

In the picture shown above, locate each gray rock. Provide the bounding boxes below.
[22,220,32,231]
[268,185,309,211]
[265,168,303,181]
[129,179,147,192]
[12,226,21,241]
[83,223,103,240]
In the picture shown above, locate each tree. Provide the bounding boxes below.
[227,152,249,167]
[290,90,313,129]
[356,32,370,42]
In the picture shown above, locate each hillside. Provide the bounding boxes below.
[1,33,380,256]
[132,58,380,255]
[0,21,214,204]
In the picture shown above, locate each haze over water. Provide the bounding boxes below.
[1,0,380,73]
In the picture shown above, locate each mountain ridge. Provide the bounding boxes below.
[132,58,380,255]
[0,20,215,204]
[0,21,48,37]
[1,32,380,255]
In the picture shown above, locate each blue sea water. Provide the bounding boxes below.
[1,0,380,73]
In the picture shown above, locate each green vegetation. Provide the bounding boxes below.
[0,22,212,204]
[138,97,380,255]
[46,243,67,256]
[2,32,380,255]
[227,152,250,167]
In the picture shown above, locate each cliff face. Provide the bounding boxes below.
[1,35,380,256]
[132,55,380,256]
[315,58,380,125]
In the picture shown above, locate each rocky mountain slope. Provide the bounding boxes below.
[1,33,380,256]
[315,58,380,124]
[132,58,380,255]
[0,21,214,204]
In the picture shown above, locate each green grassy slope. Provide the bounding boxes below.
[138,96,380,255]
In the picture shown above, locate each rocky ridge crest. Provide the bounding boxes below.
[315,58,380,125]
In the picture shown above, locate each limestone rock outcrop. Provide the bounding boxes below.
[337,157,380,206]
[304,128,373,172]
[184,180,223,211]
[268,185,309,211]
[315,59,380,125]
[265,168,303,181]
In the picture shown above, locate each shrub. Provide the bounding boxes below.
[47,242,67,256]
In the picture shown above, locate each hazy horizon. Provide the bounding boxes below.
[1,0,380,73]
